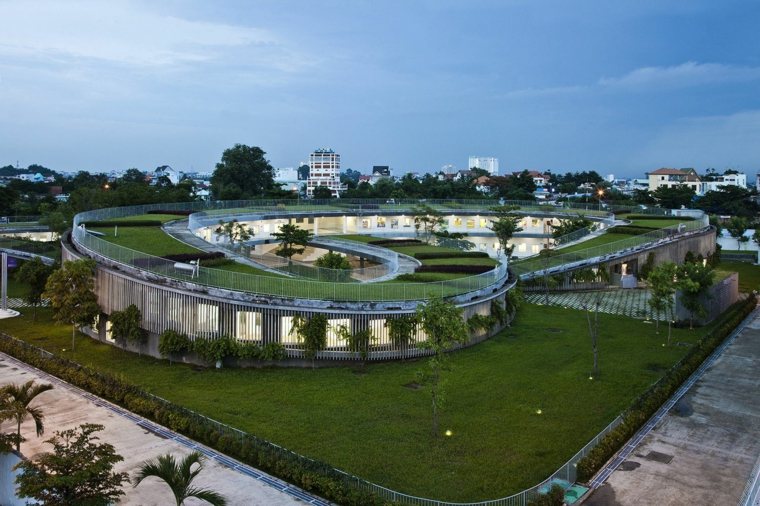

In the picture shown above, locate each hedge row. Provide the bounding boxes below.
[161,252,225,262]
[83,220,164,227]
[413,251,490,260]
[368,239,423,246]
[576,295,757,482]
[625,214,695,221]
[147,209,192,216]
[415,264,494,274]
[0,333,385,506]
[612,226,658,236]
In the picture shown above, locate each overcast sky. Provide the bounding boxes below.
[1,0,759,177]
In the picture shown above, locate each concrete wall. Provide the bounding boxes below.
[675,272,740,325]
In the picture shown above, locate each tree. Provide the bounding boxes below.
[582,292,602,377]
[109,304,147,354]
[15,423,127,506]
[647,262,677,343]
[210,144,275,200]
[272,223,312,263]
[314,251,351,281]
[133,451,227,506]
[412,204,445,244]
[550,214,593,240]
[488,205,523,259]
[289,314,328,363]
[215,219,253,250]
[312,185,333,199]
[43,259,101,351]
[416,298,469,437]
[652,185,695,209]
[677,262,714,329]
[16,257,54,321]
[726,216,749,250]
[0,380,54,452]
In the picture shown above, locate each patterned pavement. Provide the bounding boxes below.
[525,288,667,321]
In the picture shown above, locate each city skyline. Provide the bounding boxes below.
[1,1,759,177]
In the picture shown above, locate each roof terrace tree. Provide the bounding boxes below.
[272,223,312,263]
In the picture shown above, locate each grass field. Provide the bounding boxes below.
[719,260,760,292]
[627,219,689,228]
[1,303,730,501]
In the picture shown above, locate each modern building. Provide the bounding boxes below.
[469,156,499,175]
[154,166,182,185]
[647,168,703,194]
[513,170,550,187]
[370,166,391,185]
[701,172,747,193]
[306,148,347,198]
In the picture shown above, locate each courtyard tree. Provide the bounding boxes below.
[215,219,253,251]
[312,185,333,199]
[272,223,312,263]
[582,292,602,377]
[412,204,445,244]
[0,380,54,452]
[109,304,147,354]
[677,261,714,329]
[133,451,227,506]
[488,205,523,259]
[726,216,749,250]
[16,256,54,320]
[416,297,469,437]
[43,259,101,351]
[210,144,276,200]
[647,262,678,343]
[314,251,351,281]
[15,423,128,506]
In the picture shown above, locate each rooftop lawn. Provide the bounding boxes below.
[626,219,690,228]
[102,213,184,224]
[1,302,733,501]
[718,260,760,292]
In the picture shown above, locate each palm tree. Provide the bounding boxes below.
[133,451,227,506]
[0,380,54,452]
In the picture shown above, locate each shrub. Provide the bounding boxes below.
[236,341,263,360]
[82,220,163,227]
[527,484,565,506]
[415,264,494,274]
[413,251,490,260]
[468,314,496,332]
[158,330,191,358]
[261,343,287,361]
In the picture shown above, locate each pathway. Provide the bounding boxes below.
[0,352,328,505]
[525,288,658,320]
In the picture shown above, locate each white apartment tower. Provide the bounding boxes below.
[469,156,499,175]
[307,148,347,198]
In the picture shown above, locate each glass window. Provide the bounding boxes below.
[236,311,262,341]
[466,219,475,229]
[197,303,219,335]
[377,217,386,228]
[453,217,463,227]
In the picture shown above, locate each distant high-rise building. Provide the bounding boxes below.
[469,156,499,175]
[307,148,347,198]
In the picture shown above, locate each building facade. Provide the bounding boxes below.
[647,168,703,194]
[306,148,346,197]
[469,156,499,175]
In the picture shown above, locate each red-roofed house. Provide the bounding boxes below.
[646,168,703,194]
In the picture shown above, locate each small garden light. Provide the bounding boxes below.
[445,429,453,437]
[536,409,543,415]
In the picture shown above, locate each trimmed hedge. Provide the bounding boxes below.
[147,209,192,216]
[368,239,423,247]
[576,295,757,483]
[83,220,163,227]
[0,332,384,506]
[415,264,494,274]
[414,251,490,260]
[625,214,695,221]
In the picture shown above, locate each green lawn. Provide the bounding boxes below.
[718,261,760,292]
[99,213,186,224]
[555,233,632,254]
[420,257,498,267]
[92,226,198,256]
[1,303,730,501]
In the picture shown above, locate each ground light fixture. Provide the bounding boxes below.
[445,430,453,437]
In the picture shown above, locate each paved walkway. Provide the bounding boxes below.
[0,352,327,505]
[583,307,760,506]
[525,288,660,320]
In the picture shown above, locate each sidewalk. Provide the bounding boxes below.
[0,353,325,505]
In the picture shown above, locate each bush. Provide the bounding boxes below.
[158,330,191,357]
[83,220,163,227]
[575,294,757,482]
[416,264,494,274]
[414,251,490,260]
[527,485,565,506]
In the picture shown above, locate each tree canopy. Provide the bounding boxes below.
[210,144,276,200]
[43,259,100,348]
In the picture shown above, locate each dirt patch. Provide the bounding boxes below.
[403,381,422,390]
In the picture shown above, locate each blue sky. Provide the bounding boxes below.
[1,0,759,177]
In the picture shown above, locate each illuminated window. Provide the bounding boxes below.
[480,218,488,228]
[328,318,351,347]
[403,217,412,227]
[236,311,262,341]
[105,320,114,342]
[453,217,463,227]
[518,243,527,252]
[390,218,398,229]
[377,217,386,228]
[531,244,541,253]
[361,219,371,229]
[370,319,389,345]
[466,219,475,229]
[281,316,298,344]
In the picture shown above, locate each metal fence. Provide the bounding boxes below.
[512,213,710,278]
[0,215,40,226]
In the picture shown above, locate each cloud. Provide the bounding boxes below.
[598,61,760,90]
[0,0,307,72]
